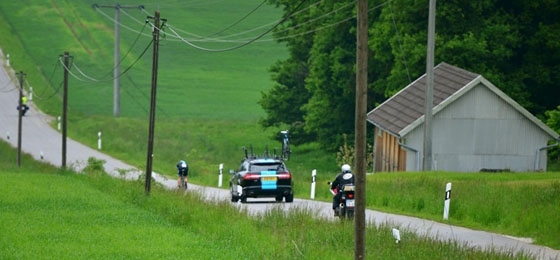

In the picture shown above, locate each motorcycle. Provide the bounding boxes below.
[329,182,355,220]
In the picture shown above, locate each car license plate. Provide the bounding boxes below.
[262,176,277,181]
[346,199,355,207]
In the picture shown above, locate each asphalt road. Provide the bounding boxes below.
[1,51,558,260]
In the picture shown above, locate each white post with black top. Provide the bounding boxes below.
[443,182,452,220]
[310,169,317,199]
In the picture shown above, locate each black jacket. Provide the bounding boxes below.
[331,171,354,191]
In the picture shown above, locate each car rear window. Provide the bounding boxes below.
[250,162,286,172]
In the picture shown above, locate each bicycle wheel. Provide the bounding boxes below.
[283,147,290,160]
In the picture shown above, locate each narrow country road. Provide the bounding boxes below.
[0,51,558,260]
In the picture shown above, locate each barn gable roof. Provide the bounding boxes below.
[366,62,559,139]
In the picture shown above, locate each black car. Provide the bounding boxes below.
[229,157,294,203]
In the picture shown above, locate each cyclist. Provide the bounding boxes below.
[177,160,189,188]
[18,95,29,116]
[330,164,354,216]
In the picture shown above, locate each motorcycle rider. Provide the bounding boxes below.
[331,164,355,216]
[177,160,189,187]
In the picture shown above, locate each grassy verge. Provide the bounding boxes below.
[0,141,535,259]
[1,0,558,254]
[43,115,560,250]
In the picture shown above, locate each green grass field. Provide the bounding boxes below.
[0,0,287,119]
[1,0,559,257]
[0,142,536,259]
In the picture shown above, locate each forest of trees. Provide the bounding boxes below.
[259,0,559,151]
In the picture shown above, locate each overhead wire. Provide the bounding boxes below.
[122,74,150,115]
[202,0,268,39]
[138,1,323,43]
[389,0,411,83]
[101,0,394,47]
[61,38,154,84]
[58,56,89,82]
[160,0,310,52]
[137,0,387,46]
[37,81,65,101]
[30,60,62,101]
[71,18,150,83]
[251,1,389,43]
[121,73,169,117]
[93,6,151,37]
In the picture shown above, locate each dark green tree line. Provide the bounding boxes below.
[261,0,560,151]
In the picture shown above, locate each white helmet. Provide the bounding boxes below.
[341,164,351,173]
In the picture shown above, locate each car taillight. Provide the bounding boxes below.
[348,193,354,199]
[277,172,291,179]
[243,173,261,180]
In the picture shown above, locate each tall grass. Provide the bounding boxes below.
[364,172,560,249]
[0,142,535,259]
[1,0,559,254]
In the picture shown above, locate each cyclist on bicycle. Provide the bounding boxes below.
[177,160,189,187]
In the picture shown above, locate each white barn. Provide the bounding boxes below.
[367,62,559,172]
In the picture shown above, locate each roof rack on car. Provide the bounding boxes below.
[242,144,283,160]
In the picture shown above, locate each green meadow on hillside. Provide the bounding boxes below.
[0,0,287,119]
[1,0,559,253]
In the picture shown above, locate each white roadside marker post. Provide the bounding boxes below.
[310,169,317,199]
[97,131,102,150]
[218,163,223,187]
[443,182,452,220]
[392,228,401,244]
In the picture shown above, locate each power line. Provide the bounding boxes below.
[56,38,153,84]
[389,0,411,83]
[202,0,268,38]
[138,1,320,42]
[93,3,146,117]
[161,0,310,52]
[89,21,150,82]
[93,5,150,37]
[58,56,87,82]
[31,60,64,101]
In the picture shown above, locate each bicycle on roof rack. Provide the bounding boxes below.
[280,130,290,161]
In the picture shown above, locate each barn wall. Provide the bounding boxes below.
[374,128,405,172]
[404,84,552,172]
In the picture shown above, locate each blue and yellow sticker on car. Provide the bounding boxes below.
[260,171,277,190]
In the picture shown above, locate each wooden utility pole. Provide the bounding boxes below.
[423,0,436,171]
[145,10,164,195]
[92,3,145,117]
[17,71,24,167]
[355,0,368,259]
[62,52,69,169]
